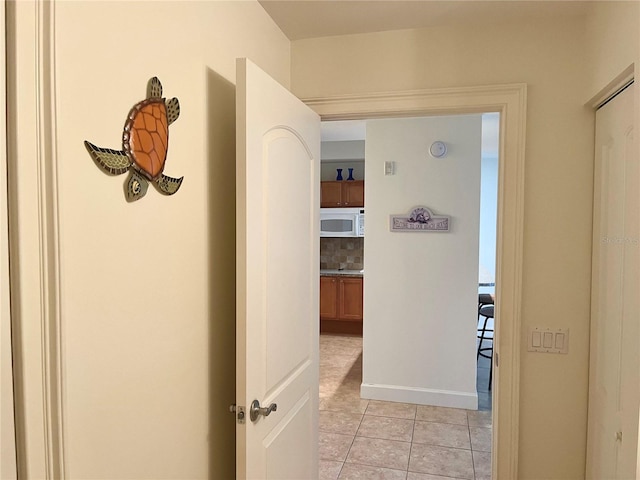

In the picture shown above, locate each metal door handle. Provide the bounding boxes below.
[250,399,277,422]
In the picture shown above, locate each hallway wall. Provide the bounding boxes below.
[8,1,289,477]
[584,1,639,100]
[291,16,593,479]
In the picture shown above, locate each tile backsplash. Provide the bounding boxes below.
[320,237,364,270]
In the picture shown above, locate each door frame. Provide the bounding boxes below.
[1,0,18,477]
[304,83,527,480]
[5,1,65,477]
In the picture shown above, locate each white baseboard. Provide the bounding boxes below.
[360,383,479,410]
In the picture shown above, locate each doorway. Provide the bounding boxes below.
[308,83,526,478]
[319,114,499,411]
[319,113,498,478]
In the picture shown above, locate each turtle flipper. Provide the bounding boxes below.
[125,170,149,202]
[84,141,132,175]
[166,98,180,125]
[155,174,183,195]
[148,77,163,99]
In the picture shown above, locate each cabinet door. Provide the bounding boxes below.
[343,181,364,207]
[320,276,338,319]
[339,277,363,321]
[320,182,343,207]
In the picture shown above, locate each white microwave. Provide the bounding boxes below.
[320,208,364,237]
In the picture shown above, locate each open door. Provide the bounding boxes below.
[236,58,320,479]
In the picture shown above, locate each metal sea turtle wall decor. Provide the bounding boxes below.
[84,77,184,202]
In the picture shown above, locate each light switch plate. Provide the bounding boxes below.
[527,327,569,354]
[384,161,395,175]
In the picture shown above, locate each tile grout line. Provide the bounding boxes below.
[336,403,367,477]
[468,411,477,480]
[407,413,417,474]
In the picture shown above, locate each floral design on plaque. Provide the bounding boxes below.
[84,77,183,202]
[390,206,450,232]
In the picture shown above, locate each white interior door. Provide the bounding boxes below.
[586,83,639,479]
[236,58,320,480]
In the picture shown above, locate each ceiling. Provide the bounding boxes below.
[321,114,499,157]
[259,0,590,41]
[264,0,571,156]
[321,120,367,142]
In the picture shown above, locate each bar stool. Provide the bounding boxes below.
[478,293,494,317]
[477,304,494,389]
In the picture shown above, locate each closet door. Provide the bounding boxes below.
[586,83,638,479]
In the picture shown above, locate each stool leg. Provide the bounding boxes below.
[477,316,489,359]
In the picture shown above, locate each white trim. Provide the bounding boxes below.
[1,0,18,477]
[361,383,478,410]
[35,1,65,477]
[304,83,526,480]
[7,1,65,477]
[587,64,634,109]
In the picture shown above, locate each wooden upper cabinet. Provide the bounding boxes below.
[343,181,364,207]
[321,181,364,207]
[320,182,344,207]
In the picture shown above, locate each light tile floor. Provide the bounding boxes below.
[319,334,492,480]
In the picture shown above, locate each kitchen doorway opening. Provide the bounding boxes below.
[318,112,500,478]
[309,84,526,479]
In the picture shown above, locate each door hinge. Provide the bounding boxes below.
[495,352,499,367]
[229,404,246,424]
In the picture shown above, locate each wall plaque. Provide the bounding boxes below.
[390,206,450,232]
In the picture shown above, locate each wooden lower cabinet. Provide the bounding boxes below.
[338,277,363,320]
[319,276,339,319]
[320,275,363,334]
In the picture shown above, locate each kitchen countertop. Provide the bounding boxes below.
[320,269,364,278]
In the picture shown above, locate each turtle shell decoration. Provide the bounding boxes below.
[84,77,183,202]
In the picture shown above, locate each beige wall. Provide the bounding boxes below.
[292,16,595,479]
[362,115,482,409]
[321,140,365,181]
[9,1,289,478]
[585,1,639,100]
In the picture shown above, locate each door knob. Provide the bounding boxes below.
[250,399,277,422]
